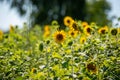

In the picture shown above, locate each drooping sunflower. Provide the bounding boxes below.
[54,30,66,43]
[64,16,74,27]
[98,26,108,34]
[0,30,3,40]
[110,28,118,36]
[86,62,97,74]
[84,26,92,36]
[80,36,86,44]
[68,29,78,38]
[70,21,79,31]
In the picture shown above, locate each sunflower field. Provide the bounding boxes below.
[0,16,120,80]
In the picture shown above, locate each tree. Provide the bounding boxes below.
[0,0,111,26]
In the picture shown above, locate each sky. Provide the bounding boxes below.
[0,0,120,32]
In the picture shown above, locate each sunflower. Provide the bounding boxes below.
[0,30,3,40]
[43,31,50,38]
[98,26,108,34]
[54,30,66,43]
[84,26,92,36]
[80,36,86,44]
[31,68,37,73]
[70,21,79,31]
[44,25,50,31]
[82,21,88,28]
[9,25,14,33]
[64,16,74,27]
[86,62,97,74]
[68,29,78,38]
[110,28,118,36]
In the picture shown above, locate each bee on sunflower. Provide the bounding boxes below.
[86,62,97,74]
[68,29,78,38]
[98,26,108,34]
[0,30,3,40]
[63,16,74,27]
[54,30,66,43]
[84,26,92,36]
[110,28,118,36]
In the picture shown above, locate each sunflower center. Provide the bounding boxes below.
[111,29,117,35]
[87,63,96,71]
[71,32,74,36]
[56,34,64,41]
[67,20,70,23]
[101,30,105,34]
[87,28,91,33]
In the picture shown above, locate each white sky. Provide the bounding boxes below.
[0,0,120,32]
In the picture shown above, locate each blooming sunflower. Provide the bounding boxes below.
[110,28,118,36]
[0,30,3,40]
[80,36,86,44]
[68,29,78,38]
[98,26,108,34]
[54,30,66,43]
[43,31,50,38]
[64,16,74,27]
[84,26,92,36]
[86,62,97,74]
[44,25,50,31]
[82,21,88,28]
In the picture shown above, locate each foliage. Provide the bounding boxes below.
[0,16,120,80]
[0,0,111,26]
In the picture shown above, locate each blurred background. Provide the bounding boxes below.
[0,0,120,32]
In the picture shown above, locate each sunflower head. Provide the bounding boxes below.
[54,30,66,43]
[98,26,108,34]
[110,28,118,36]
[0,30,3,40]
[9,25,14,33]
[31,68,37,73]
[86,62,97,74]
[82,21,88,28]
[43,31,50,38]
[70,21,79,31]
[64,16,74,27]
[84,26,92,36]
[80,36,86,44]
[44,25,50,31]
[68,29,78,38]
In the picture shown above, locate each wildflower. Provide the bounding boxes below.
[54,30,66,43]
[0,30,3,40]
[64,16,74,27]
[68,29,78,38]
[86,62,97,74]
[80,36,86,44]
[110,28,118,36]
[98,26,108,34]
